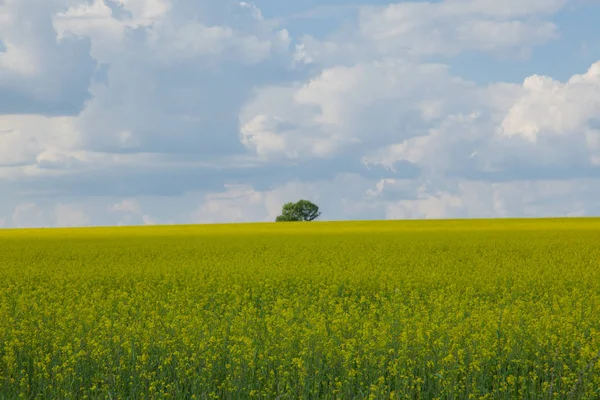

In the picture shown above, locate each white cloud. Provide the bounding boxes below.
[53,0,288,65]
[113,0,171,22]
[150,22,280,65]
[142,214,157,225]
[50,0,291,158]
[501,62,600,142]
[1,0,600,226]
[387,190,464,220]
[0,0,96,114]
[239,2,264,20]
[294,0,565,67]
[358,2,558,56]
[0,0,291,186]
[240,43,600,191]
[379,178,596,220]
[357,60,600,177]
[441,0,567,18]
[54,203,90,227]
[192,174,375,223]
[0,41,40,76]
[191,183,310,223]
[241,60,477,160]
[189,174,600,223]
[10,202,90,228]
[110,198,141,214]
[0,114,80,167]
[12,203,47,228]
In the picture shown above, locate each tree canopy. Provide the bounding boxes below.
[275,200,321,222]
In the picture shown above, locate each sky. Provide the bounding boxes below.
[1,0,600,228]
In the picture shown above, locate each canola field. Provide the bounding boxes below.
[1,219,600,399]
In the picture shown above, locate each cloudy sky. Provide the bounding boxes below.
[1,0,600,227]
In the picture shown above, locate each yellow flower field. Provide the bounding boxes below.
[1,218,600,399]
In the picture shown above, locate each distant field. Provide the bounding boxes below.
[1,219,600,399]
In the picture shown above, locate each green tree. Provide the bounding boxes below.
[275,200,321,222]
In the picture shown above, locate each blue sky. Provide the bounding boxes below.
[1,0,600,227]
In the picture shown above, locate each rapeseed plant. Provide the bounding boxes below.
[0,219,599,398]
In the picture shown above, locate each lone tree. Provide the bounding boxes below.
[275,200,321,222]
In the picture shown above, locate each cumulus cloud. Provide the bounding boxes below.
[0,0,291,183]
[9,202,91,228]
[501,62,600,143]
[358,61,600,179]
[293,0,566,67]
[110,198,141,214]
[142,214,158,225]
[0,0,96,115]
[12,203,47,228]
[54,203,91,227]
[191,180,330,223]
[241,56,600,180]
[1,0,600,226]
[0,114,81,168]
[382,179,594,219]
[358,1,559,55]
[241,60,479,160]
[109,198,166,226]
[52,0,290,65]
[192,174,377,223]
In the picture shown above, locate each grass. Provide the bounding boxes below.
[1,218,600,399]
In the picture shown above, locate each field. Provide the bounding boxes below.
[1,219,600,399]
